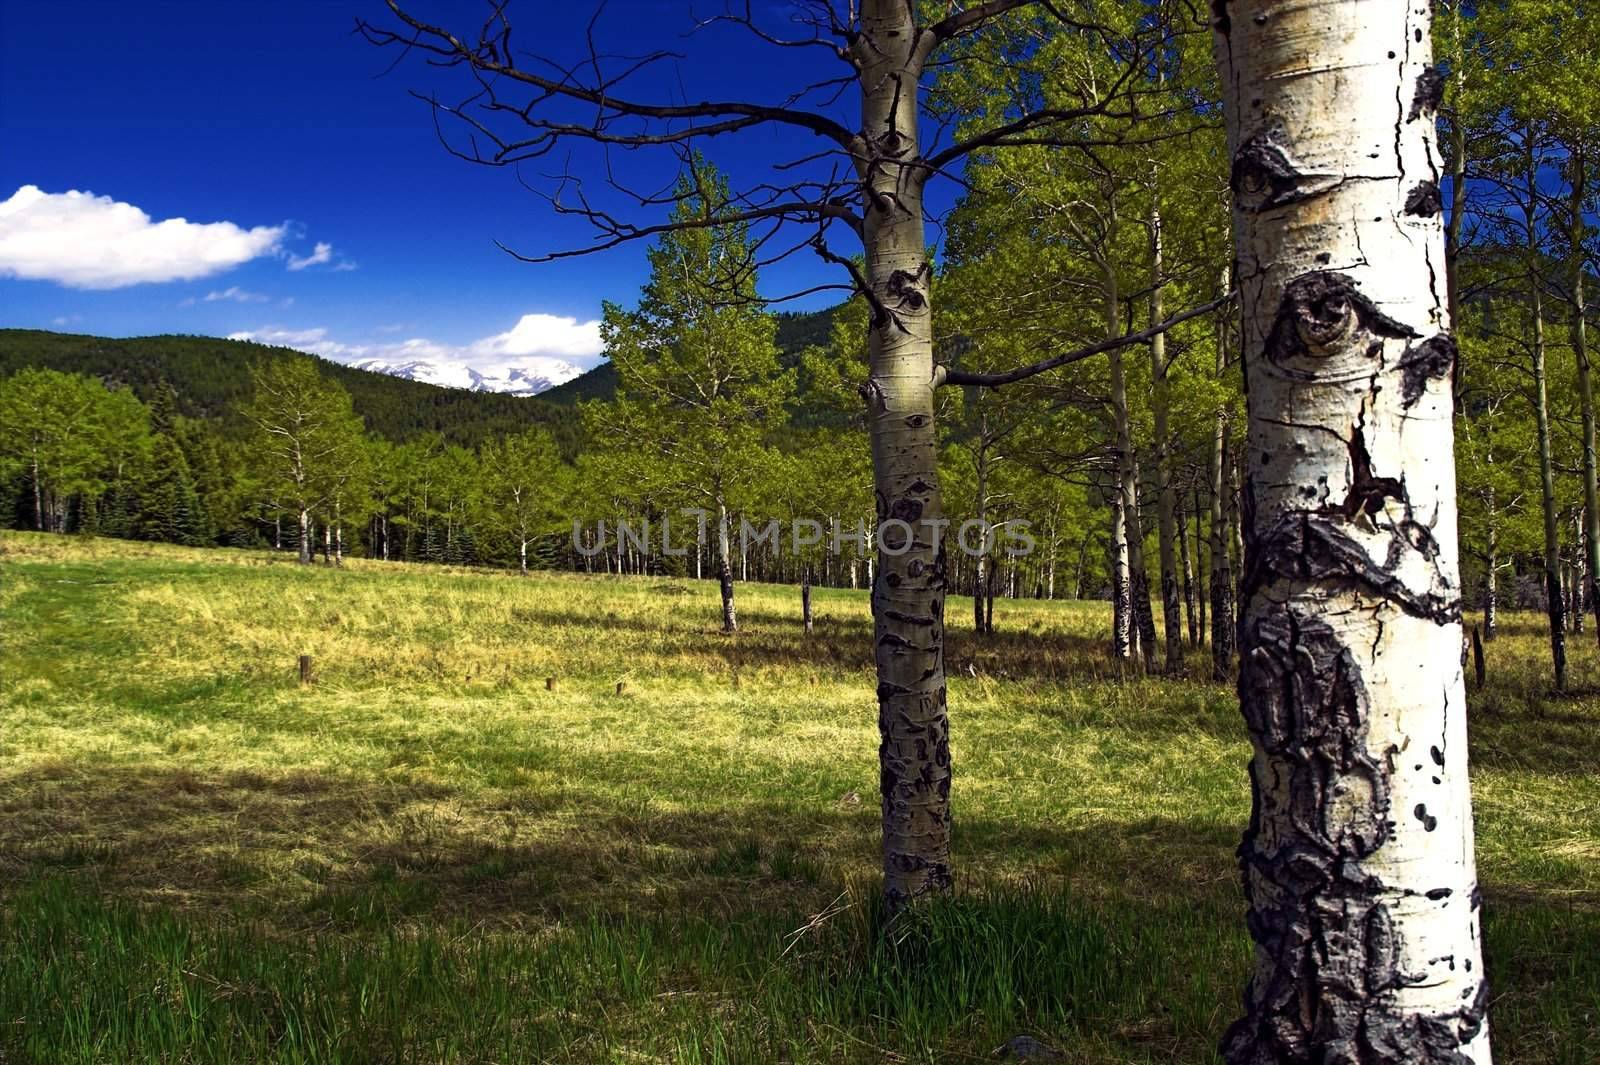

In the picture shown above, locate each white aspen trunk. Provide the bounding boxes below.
[1177,495,1198,647]
[1528,144,1567,688]
[854,0,951,908]
[974,430,989,634]
[802,563,814,635]
[1214,1,1492,1060]
[31,456,44,532]
[1111,493,1134,661]
[519,537,528,577]
[297,508,312,565]
[1568,150,1600,641]
[1483,511,1498,641]
[716,498,737,633]
[1150,199,1184,672]
[1210,419,1235,682]
[1129,458,1158,668]
[1195,485,1209,646]
[1106,256,1156,672]
[1209,263,1235,681]
[1073,528,1090,600]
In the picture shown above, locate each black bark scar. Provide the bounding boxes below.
[1405,180,1443,217]
[885,263,929,313]
[1340,429,1408,519]
[1400,335,1457,408]
[1264,271,1419,372]
[1409,66,1446,121]
[1224,610,1488,1064]
[1231,125,1321,211]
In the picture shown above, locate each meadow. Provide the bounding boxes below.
[0,531,1595,1064]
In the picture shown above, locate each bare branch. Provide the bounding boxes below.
[938,292,1236,389]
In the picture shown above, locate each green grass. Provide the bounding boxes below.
[0,531,1595,1063]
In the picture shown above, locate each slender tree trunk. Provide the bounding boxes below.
[856,0,950,909]
[1150,200,1183,672]
[1483,521,1498,641]
[1528,138,1567,689]
[1073,529,1089,600]
[519,537,529,576]
[716,501,737,633]
[1209,424,1235,682]
[1111,493,1133,661]
[1215,2,1492,1060]
[802,563,814,635]
[985,561,996,634]
[31,456,43,531]
[1178,496,1198,648]
[297,508,312,565]
[1569,149,1600,642]
[1210,266,1236,681]
[1194,485,1208,645]
[974,427,988,635]
[1129,460,1158,671]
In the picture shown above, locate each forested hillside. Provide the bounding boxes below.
[0,329,579,450]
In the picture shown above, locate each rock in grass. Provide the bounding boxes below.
[994,1035,1064,1061]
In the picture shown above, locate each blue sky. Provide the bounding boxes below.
[0,1,879,372]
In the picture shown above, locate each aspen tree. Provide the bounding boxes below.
[1214,0,1492,1059]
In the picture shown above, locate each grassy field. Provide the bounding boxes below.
[0,531,1595,1064]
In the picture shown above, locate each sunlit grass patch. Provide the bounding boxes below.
[1,531,1595,1062]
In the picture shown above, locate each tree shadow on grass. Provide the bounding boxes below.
[485,601,1143,684]
[0,763,1226,924]
[2,763,1594,1063]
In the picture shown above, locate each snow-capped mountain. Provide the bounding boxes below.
[352,356,585,397]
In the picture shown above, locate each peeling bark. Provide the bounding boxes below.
[1214,1,1492,1061]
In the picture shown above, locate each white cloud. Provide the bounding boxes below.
[227,326,344,353]
[202,285,268,303]
[286,241,333,271]
[227,312,606,373]
[467,313,603,362]
[0,185,285,289]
